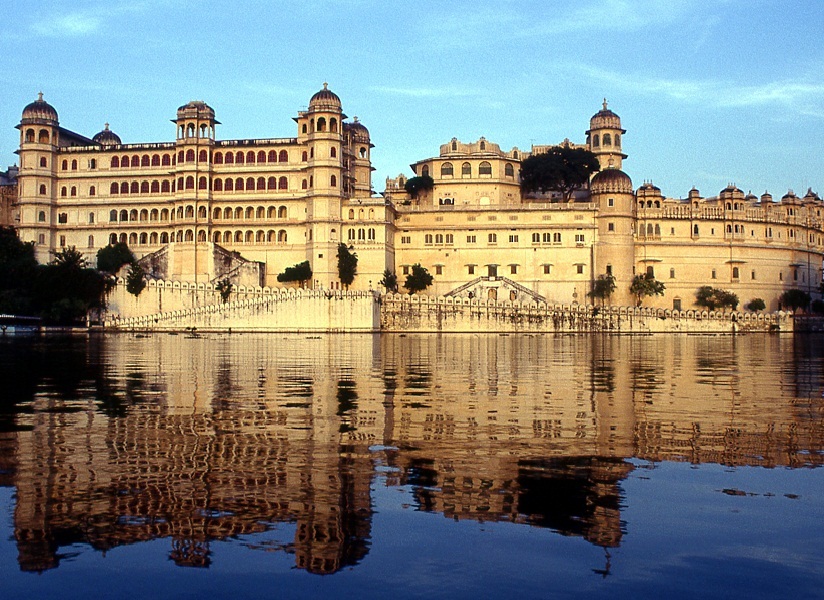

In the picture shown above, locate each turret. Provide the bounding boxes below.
[586,100,627,171]
[592,168,635,306]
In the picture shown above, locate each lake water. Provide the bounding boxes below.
[0,333,822,599]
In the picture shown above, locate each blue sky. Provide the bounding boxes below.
[2,0,822,199]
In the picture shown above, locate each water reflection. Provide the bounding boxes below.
[0,333,822,575]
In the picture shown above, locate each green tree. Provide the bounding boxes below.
[588,273,616,305]
[215,278,232,303]
[33,246,112,324]
[96,242,135,274]
[780,288,811,312]
[520,145,601,201]
[379,269,398,293]
[337,243,358,289]
[745,298,766,312]
[696,286,739,311]
[277,260,313,288]
[404,263,433,295]
[126,262,146,297]
[0,226,37,314]
[404,175,435,199]
[629,273,665,307]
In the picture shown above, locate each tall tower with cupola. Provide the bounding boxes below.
[295,83,346,287]
[592,168,636,307]
[586,100,627,171]
[16,93,60,262]
[344,117,373,198]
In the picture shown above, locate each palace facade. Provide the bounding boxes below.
[13,86,824,310]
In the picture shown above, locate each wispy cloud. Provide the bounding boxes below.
[564,63,824,116]
[370,86,483,99]
[30,1,153,38]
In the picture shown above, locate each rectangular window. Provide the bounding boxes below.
[608,222,614,232]
[467,235,476,243]
[425,234,433,245]
[670,268,675,279]
[606,264,612,275]
[509,234,519,243]
[58,213,68,224]
[445,234,453,244]
[608,198,614,207]
[711,269,717,279]
[402,265,409,275]
[543,264,551,274]
[510,265,517,275]
[752,270,756,280]
[401,236,411,244]
[488,233,497,243]
[435,265,443,275]
[468,265,475,275]
[59,235,66,247]
[532,233,540,243]
[575,234,585,243]
[576,264,584,274]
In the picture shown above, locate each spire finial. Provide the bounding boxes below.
[37,92,44,102]
[104,122,109,130]
[603,98,608,110]
[323,82,328,90]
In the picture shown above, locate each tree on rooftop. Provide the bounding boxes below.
[520,146,600,202]
[404,175,434,199]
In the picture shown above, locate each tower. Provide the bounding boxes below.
[586,100,627,171]
[592,168,635,307]
[16,93,60,262]
[295,83,346,287]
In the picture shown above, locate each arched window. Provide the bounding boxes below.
[199,176,207,190]
[256,206,265,219]
[198,206,207,219]
[214,152,223,164]
[732,267,740,279]
[213,231,221,243]
[150,232,158,244]
[236,151,244,164]
[141,181,149,194]
[185,176,194,189]
[161,180,170,193]
[199,149,208,162]
[268,206,276,218]
[162,154,171,166]
[139,233,147,245]
[461,162,471,176]
[358,228,365,240]
[603,133,612,146]
[246,177,254,190]
[330,175,337,187]
[61,160,68,171]
[279,150,288,163]
[160,232,169,244]
[268,176,276,190]
[39,184,47,195]
[693,224,699,236]
[89,212,95,224]
[151,180,159,193]
[593,134,600,147]
[160,209,169,221]
[119,233,127,244]
[225,152,234,164]
[225,178,234,191]
[121,154,129,166]
[279,176,288,190]
[268,150,277,163]
[245,206,254,219]
[111,182,119,194]
[257,150,266,163]
[348,228,355,241]
[110,233,117,245]
[185,205,194,218]
[224,231,233,243]
[479,161,492,175]
[186,149,195,162]
[178,150,184,163]
[614,134,621,148]
[176,207,184,219]
[111,156,120,168]
[130,209,138,221]
[654,224,661,236]
[317,117,326,132]
[278,206,287,218]
[330,147,337,158]
[646,223,653,236]
[256,230,265,242]
[359,147,367,158]
[330,118,338,132]
[39,210,47,222]
[213,207,221,219]
[151,154,160,166]
[442,162,453,177]
[505,164,514,178]
[24,129,34,142]
[302,151,308,161]
[150,209,158,221]
[421,165,429,177]
[247,151,255,163]
[130,181,139,194]
[141,155,149,167]
[257,177,265,190]
[139,209,148,222]
[301,179,308,189]
[234,207,243,219]
[129,233,138,245]
[131,155,140,167]
[368,228,376,240]
[224,207,232,219]
[214,179,223,192]
[185,230,194,242]
[348,209,355,219]
[278,230,287,242]
[245,230,253,243]
[121,182,129,194]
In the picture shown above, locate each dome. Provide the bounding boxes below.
[589,99,621,131]
[21,92,58,125]
[591,168,633,194]
[309,82,341,111]
[344,116,369,141]
[92,123,121,146]
[176,100,215,120]
[781,189,799,202]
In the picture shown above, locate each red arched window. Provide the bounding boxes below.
[177,177,184,189]
[186,149,195,162]
[214,178,223,192]
[330,147,337,158]
[225,178,234,191]
[236,151,244,164]
[141,155,149,167]
[225,152,234,164]
[247,151,255,163]
[268,177,276,190]
[161,180,170,193]
[140,181,149,194]
[257,177,265,190]
[151,180,160,193]
[121,182,129,194]
[214,152,223,164]
[199,149,207,162]
[151,154,160,166]
[131,155,140,167]
[268,150,277,162]
[111,156,120,168]
[185,176,194,189]
[236,177,244,191]
[302,151,308,161]
[301,179,308,190]
[121,154,129,166]
[199,176,207,189]
[330,175,337,187]
[257,150,266,163]
[278,176,288,190]
[110,182,119,194]
[279,150,288,163]
[178,150,184,162]
[131,181,139,194]
[246,177,255,190]
[162,154,171,166]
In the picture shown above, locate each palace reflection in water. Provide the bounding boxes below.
[0,333,822,575]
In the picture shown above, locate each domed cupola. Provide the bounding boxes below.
[309,82,342,112]
[344,116,370,142]
[590,167,633,194]
[21,92,59,125]
[92,123,122,146]
[586,99,627,170]
[176,100,216,121]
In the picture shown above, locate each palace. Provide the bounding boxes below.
[13,85,824,311]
